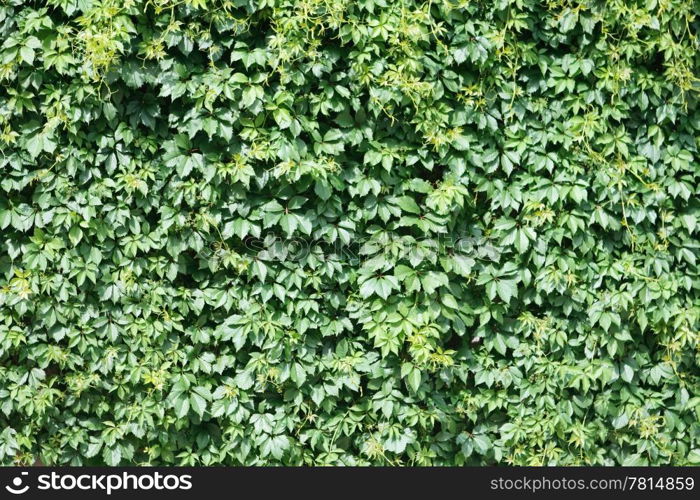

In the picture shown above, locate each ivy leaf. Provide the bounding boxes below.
[190,392,207,417]
[173,396,190,419]
[274,108,293,129]
[496,280,517,303]
[102,447,122,466]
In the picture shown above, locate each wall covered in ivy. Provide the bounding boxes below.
[0,0,699,465]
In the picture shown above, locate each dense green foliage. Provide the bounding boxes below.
[1,0,699,466]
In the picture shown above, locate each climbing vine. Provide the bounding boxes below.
[0,0,699,465]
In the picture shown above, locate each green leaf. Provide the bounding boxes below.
[441,293,459,310]
[394,196,421,214]
[68,226,83,246]
[241,86,259,108]
[495,279,516,303]
[20,45,35,65]
[103,447,122,466]
[190,392,207,417]
[407,368,421,393]
[274,108,292,129]
[290,363,306,386]
[174,396,190,419]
